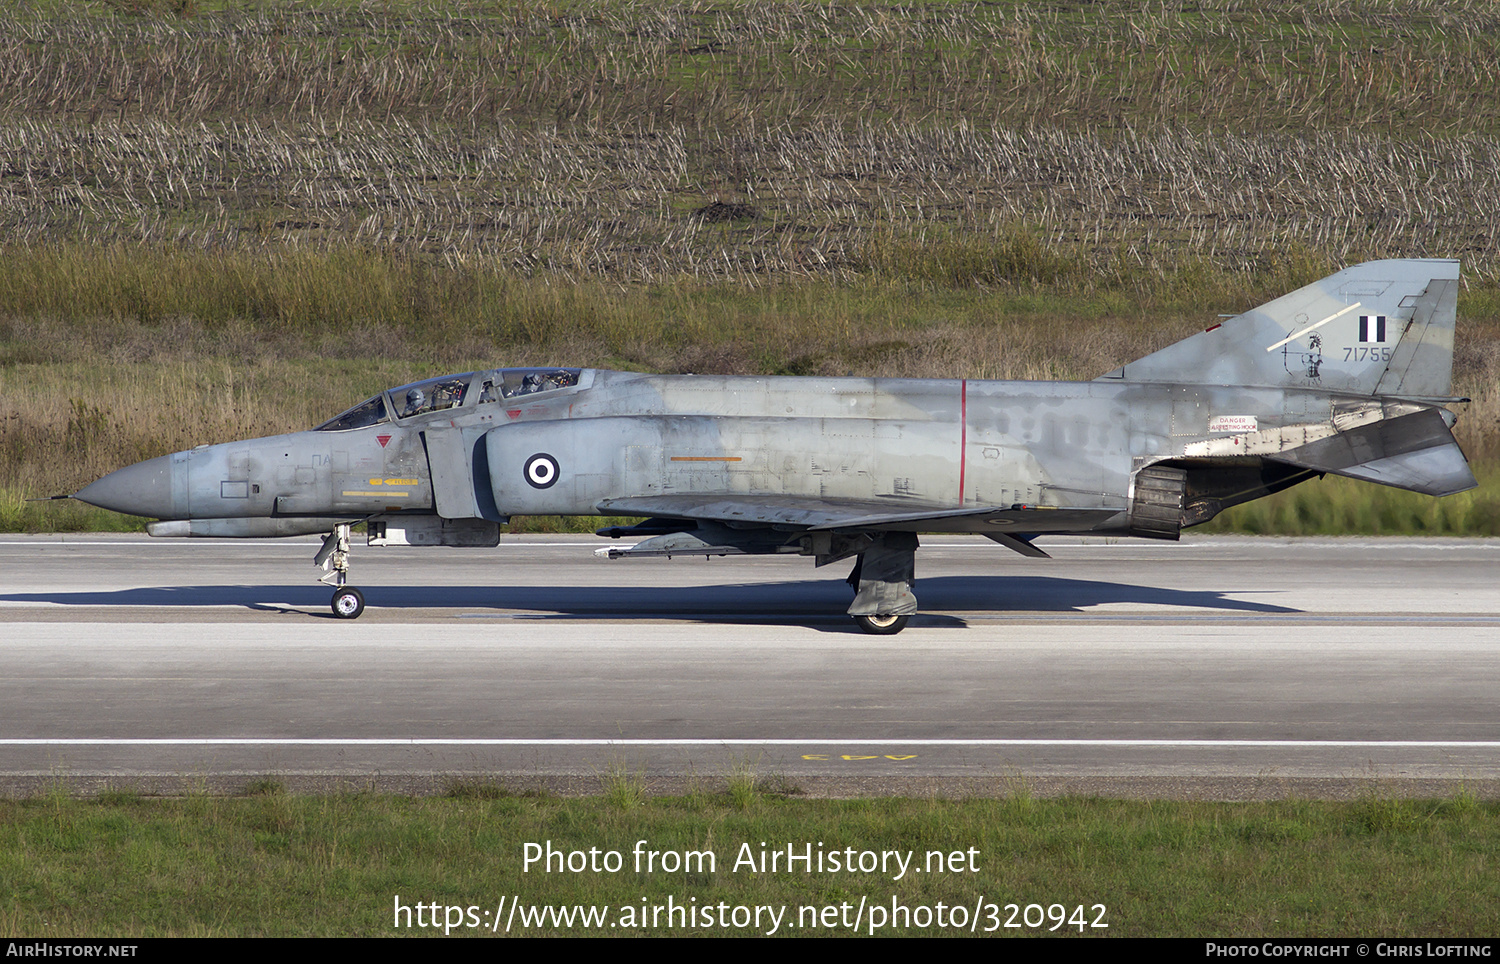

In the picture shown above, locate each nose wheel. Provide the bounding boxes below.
[316,523,367,619]
[331,586,365,619]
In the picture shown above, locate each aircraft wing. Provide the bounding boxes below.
[596,495,1121,534]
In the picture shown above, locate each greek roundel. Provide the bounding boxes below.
[524,453,560,489]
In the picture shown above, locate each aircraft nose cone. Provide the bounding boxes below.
[74,455,178,518]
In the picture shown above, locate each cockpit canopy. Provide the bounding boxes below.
[315,393,388,432]
[314,368,586,432]
[480,368,581,401]
[393,374,469,420]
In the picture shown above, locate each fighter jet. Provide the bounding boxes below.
[73,259,1476,633]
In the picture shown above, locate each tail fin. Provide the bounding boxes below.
[1100,259,1460,396]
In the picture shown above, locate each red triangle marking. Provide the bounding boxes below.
[507,410,522,419]
[376,434,392,448]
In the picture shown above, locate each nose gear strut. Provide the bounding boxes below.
[315,523,365,618]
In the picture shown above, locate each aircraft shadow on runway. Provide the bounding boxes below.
[0,575,1302,628]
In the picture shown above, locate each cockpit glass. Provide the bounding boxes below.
[473,368,581,401]
[315,394,388,432]
[390,374,472,420]
[319,369,582,429]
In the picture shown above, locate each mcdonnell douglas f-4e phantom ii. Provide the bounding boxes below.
[73,259,1477,633]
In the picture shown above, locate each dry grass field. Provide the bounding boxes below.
[7,2,1500,277]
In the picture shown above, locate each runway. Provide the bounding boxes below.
[1,533,1497,798]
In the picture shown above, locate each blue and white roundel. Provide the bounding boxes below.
[524,453,559,489]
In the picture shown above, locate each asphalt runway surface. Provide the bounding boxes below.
[1,533,1497,799]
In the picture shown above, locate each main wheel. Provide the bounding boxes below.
[854,614,909,635]
[331,586,365,619]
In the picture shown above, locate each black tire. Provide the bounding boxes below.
[331,586,365,619]
[854,614,909,635]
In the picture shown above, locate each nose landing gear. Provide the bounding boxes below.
[315,523,365,619]
[331,585,365,619]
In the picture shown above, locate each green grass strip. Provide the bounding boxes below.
[3,788,1497,937]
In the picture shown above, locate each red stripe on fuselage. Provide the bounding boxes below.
[959,379,968,504]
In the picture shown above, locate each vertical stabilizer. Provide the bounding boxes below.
[1099,259,1461,395]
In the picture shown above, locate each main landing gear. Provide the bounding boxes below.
[846,532,918,635]
[315,523,365,619]
[853,613,911,635]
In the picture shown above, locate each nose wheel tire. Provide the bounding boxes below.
[331,586,365,619]
[854,614,909,635]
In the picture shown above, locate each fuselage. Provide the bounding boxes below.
[76,364,1409,538]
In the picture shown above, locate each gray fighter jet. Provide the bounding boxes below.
[74,259,1476,633]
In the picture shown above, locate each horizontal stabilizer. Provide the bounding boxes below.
[1268,408,1477,497]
